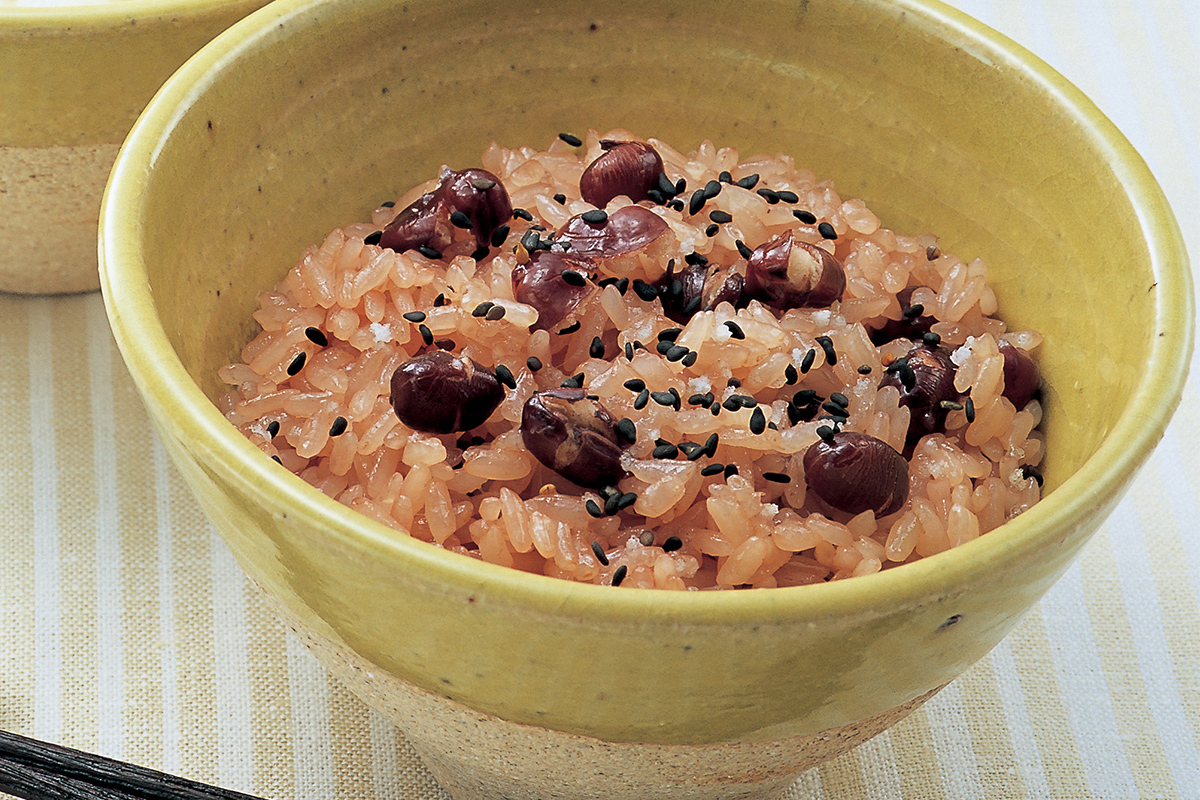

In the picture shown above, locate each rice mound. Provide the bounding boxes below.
[218,130,1044,590]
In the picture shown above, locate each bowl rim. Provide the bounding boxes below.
[0,0,249,25]
[100,0,1193,625]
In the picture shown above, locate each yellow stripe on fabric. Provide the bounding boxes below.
[49,295,103,754]
[1076,532,1178,799]
[1002,605,1092,799]
[0,294,36,733]
[329,678,380,799]
[860,703,946,799]
[949,658,1027,800]
[244,588,299,800]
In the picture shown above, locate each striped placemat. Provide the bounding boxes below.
[2,1,1198,797]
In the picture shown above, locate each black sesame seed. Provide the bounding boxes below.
[266,420,280,438]
[703,433,719,457]
[588,504,605,524]
[656,340,675,355]
[815,335,837,365]
[329,416,348,437]
[604,493,622,517]
[558,132,583,146]
[471,302,494,318]
[418,324,434,345]
[727,377,742,388]
[615,277,629,296]
[433,293,446,307]
[749,407,766,434]
[776,190,800,204]
[682,351,698,367]
[965,395,976,423]
[403,311,427,324]
[705,224,719,237]
[520,230,541,252]
[364,230,383,245]
[756,187,779,204]
[829,392,849,408]
[684,251,708,267]
[688,393,708,406]
[494,364,516,389]
[688,189,707,216]
[562,372,585,389]
[611,564,628,586]
[657,173,677,198]
[821,401,850,418]
[682,296,702,316]
[271,455,283,465]
[733,394,757,408]
[304,326,328,346]
[558,320,582,335]
[634,389,650,409]
[526,356,543,373]
[590,538,609,561]
[816,425,836,442]
[723,464,739,478]
[590,337,606,359]
[926,245,941,261]
[786,403,802,425]
[718,170,733,183]
[682,442,706,461]
[435,339,456,351]
[632,279,659,301]
[858,364,873,375]
[818,222,838,240]
[793,209,817,224]
[703,180,722,199]
[553,193,567,205]
[286,351,306,376]
[417,244,443,259]
[722,397,740,412]
[379,201,395,208]
[616,418,637,445]
[735,173,760,189]
[763,471,791,483]
[784,364,798,385]
[624,342,634,360]
[562,269,587,287]
[449,210,472,229]
[485,305,507,321]
[1022,464,1044,486]
[581,209,608,224]
[661,535,683,552]
[799,349,816,374]
[653,443,679,460]
[669,199,685,212]
[651,391,676,407]
[665,345,689,362]
[490,224,511,247]
[903,302,925,319]
[724,321,745,340]
[923,331,942,347]
[513,207,534,221]
[624,378,647,392]
[701,463,724,477]
[657,327,683,343]
[735,239,754,260]
[617,492,637,510]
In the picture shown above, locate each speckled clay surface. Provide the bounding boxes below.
[0,143,117,294]
[273,586,942,800]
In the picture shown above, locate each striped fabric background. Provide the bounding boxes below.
[2,0,1198,797]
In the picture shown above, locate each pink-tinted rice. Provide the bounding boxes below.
[218,130,1044,590]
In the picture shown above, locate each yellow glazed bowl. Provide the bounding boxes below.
[99,0,1193,797]
[0,0,270,295]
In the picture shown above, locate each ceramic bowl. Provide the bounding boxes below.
[99,0,1193,797]
[0,0,270,295]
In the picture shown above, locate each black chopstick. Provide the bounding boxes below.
[0,730,269,800]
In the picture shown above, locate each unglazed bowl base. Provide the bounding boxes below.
[1,142,117,295]
[270,589,941,800]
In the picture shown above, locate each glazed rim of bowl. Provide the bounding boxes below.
[101,0,1192,626]
[0,0,243,22]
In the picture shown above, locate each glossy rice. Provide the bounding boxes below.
[218,130,1044,589]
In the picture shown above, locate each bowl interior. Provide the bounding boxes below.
[101,0,1192,744]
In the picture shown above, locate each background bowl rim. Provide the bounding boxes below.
[100,0,1193,624]
[0,0,253,25]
